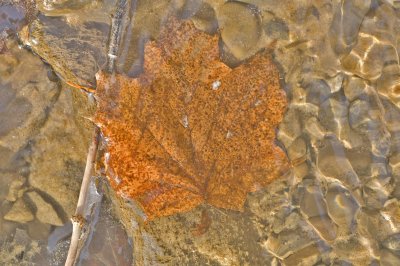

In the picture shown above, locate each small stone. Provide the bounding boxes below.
[317,137,360,188]
[27,191,64,226]
[5,176,26,202]
[292,161,311,180]
[27,219,52,240]
[377,62,400,109]
[36,0,94,14]
[299,183,328,218]
[176,0,203,19]
[333,235,374,265]
[326,183,359,233]
[277,105,304,148]
[217,1,262,61]
[302,79,331,106]
[349,99,371,130]
[191,2,218,34]
[28,85,91,219]
[13,228,30,246]
[345,147,372,177]
[381,199,400,234]
[287,137,307,162]
[308,215,337,242]
[0,33,8,55]
[340,36,384,80]
[329,0,371,55]
[265,210,321,258]
[380,248,400,266]
[304,117,327,142]
[24,12,110,88]
[263,17,289,40]
[363,179,390,209]
[382,98,400,132]
[0,3,30,33]
[389,152,400,177]
[283,241,328,266]
[4,198,34,223]
[343,76,369,102]
[0,40,60,153]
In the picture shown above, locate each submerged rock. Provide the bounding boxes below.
[217,1,263,61]
[190,2,218,34]
[36,0,94,14]
[4,198,34,223]
[0,3,28,33]
[23,14,110,89]
[5,177,26,202]
[265,210,323,259]
[262,17,289,40]
[28,85,93,219]
[20,0,116,89]
[329,0,371,55]
[0,39,92,224]
[27,191,63,226]
[0,40,60,153]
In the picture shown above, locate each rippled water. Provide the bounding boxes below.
[1,0,400,265]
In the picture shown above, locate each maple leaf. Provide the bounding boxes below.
[95,18,289,220]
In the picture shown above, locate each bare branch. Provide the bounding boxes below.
[65,127,100,266]
[65,0,133,264]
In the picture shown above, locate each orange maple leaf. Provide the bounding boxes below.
[95,18,289,220]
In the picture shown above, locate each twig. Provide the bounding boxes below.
[107,0,129,73]
[65,127,100,266]
[64,0,133,264]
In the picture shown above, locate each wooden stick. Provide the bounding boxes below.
[64,1,132,264]
[65,126,100,266]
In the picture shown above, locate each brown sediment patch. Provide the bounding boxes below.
[95,17,289,220]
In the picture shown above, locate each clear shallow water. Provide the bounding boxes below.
[1,0,400,265]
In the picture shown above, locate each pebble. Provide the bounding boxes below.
[287,136,307,162]
[381,199,400,234]
[217,1,262,61]
[191,2,218,34]
[326,183,359,233]
[5,176,26,202]
[28,85,92,219]
[27,191,64,226]
[266,211,320,259]
[263,17,289,40]
[307,215,337,242]
[363,179,390,209]
[27,219,52,240]
[329,0,371,55]
[299,183,328,218]
[380,248,400,266]
[343,76,370,102]
[4,198,34,223]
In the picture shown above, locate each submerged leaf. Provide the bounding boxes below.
[95,18,289,220]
